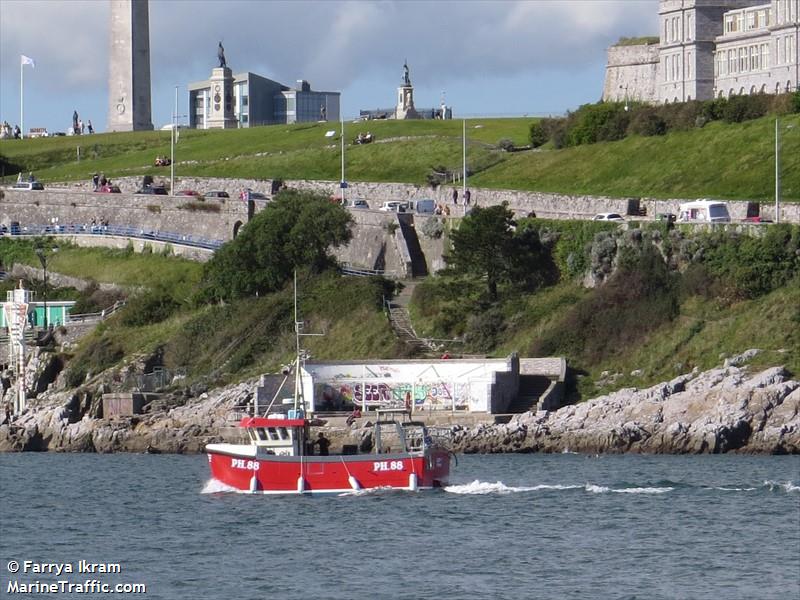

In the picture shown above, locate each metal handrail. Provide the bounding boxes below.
[5,223,224,251]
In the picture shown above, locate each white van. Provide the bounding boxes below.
[678,200,731,223]
[379,201,407,213]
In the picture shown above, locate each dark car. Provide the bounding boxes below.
[135,186,168,195]
[205,190,230,199]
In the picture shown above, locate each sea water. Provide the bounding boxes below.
[0,453,797,599]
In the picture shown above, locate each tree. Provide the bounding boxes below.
[200,189,353,302]
[446,202,549,301]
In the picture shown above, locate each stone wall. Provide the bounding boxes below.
[603,43,660,103]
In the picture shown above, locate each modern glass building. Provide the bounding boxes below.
[188,72,340,128]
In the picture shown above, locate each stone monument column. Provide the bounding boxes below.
[395,61,419,120]
[206,67,237,129]
[108,0,154,131]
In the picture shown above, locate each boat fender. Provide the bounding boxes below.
[297,476,306,493]
[348,475,361,491]
[408,473,418,491]
[249,475,259,493]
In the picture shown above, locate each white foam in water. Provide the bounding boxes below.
[444,480,583,495]
[764,480,800,493]
[713,487,757,492]
[585,484,672,494]
[201,479,242,494]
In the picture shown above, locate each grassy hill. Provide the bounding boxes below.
[2,114,799,202]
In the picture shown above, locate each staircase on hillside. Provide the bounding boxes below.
[505,374,553,414]
[397,215,428,277]
[386,280,438,354]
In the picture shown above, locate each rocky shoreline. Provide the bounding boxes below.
[1,362,798,455]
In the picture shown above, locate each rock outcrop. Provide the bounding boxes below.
[0,382,253,454]
[450,364,799,455]
[1,363,797,455]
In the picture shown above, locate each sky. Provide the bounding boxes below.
[0,0,658,133]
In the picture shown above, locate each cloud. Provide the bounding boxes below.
[1,0,658,129]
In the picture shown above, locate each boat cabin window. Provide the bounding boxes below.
[256,428,268,441]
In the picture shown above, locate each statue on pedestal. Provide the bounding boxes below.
[402,61,410,86]
[217,42,227,68]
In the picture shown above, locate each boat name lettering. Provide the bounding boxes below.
[373,460,404,472]
[231,458,260,471]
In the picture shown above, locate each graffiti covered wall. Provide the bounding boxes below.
[302,358,517,413]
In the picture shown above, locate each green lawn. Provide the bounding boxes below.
[2,114,799,201]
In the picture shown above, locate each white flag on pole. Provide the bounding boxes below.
[21,55,36,67]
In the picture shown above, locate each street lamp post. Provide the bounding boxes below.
[775,118,795,224]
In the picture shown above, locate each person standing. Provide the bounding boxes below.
[92,172,99,191]
[452,188,458,205]
[464,189,471,206]
[87,120,94,134]
[79,119,85,134]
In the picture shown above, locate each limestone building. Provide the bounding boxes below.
[603,0,799,104]
[107,0,154,131]
[188,71,340,128]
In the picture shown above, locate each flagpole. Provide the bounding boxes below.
[20,59,24,139]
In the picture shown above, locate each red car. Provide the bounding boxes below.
[178,189,203,198]
[741,216,772,223]
[96,184,121,193]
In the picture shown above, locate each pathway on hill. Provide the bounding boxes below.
[386,281,438,355]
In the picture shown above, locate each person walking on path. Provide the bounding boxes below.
[464,189,471,206]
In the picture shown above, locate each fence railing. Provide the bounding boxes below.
[340,263,398,279]
[4,223,223,251]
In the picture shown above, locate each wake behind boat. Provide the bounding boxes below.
[205,273,453,494]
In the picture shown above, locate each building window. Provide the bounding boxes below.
[746,11,756,30]
[725,15,735,33]
[750,45,758,71]
[729,49,736,73]
[762,44,770,70]
[739,47,747,72]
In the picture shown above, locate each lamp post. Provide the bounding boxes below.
[775,118,795,225]
[35,246,57,330]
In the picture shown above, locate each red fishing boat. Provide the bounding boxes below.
[205,273,453,494]
[206,409,452,494]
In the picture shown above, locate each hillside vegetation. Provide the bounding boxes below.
[1,112,799,202]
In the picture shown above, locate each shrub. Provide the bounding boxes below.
[722,94,769,123]
[65,337,125,387]
[120,286,182,327]
[566,103,630,146]
[497,138,515,152]
[627,108,667,137]
[529,122,548,148]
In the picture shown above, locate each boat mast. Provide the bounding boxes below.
[293,270,303,413]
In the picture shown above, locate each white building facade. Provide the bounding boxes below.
[604,0,799,103]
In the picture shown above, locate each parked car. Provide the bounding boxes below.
[248,191,268,200]
[592,212,625,222]
[411,199,436,214]
[96,184,121,193]
[135,186,168,195]
[379,201,407,213]
[12,181,44,191]
[678,200,731,223]
[345,199,369,209]
[177,189,204,199]
[741,215,772,223]
[205,190,230,198]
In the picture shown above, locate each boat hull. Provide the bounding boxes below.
[207,447,451,494]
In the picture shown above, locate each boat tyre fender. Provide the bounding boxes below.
[408,473,418,491]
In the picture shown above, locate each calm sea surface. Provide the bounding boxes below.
[0,453,798,600]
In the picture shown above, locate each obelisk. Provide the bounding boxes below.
[107,0,154,131]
